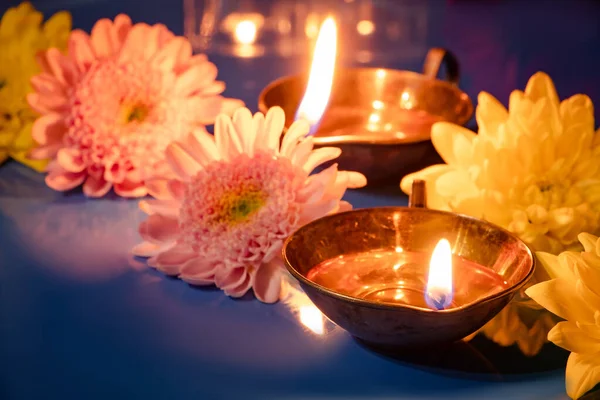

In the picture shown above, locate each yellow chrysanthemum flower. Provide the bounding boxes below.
[0,2,71,172]
[401,72,600,256]
[526,233,600,399]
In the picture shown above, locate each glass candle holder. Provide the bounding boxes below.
[184,0,429,63]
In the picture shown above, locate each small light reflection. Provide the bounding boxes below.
[234,20,257,44]
[393,263,402,271]
[376,69,386,79]
[356,20,375,36]
[299,306,324,335]
[400,90,414,108]
[394,290,405,301]
[395,246,403,253]
[368,113,380,124]
[372,100,384,110]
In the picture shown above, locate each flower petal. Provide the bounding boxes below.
[83,175,112,197]
[565,353,600,400]
[68,30,96,71]
[179,257,218,285]
[303,147,341,174]
[232,107,255,155]
[264,106,285,151]
[114,180,147,197]
[32,113,66,145]
[138,214,180,244]
[45,168,86,191]
[253,259,283,303]
[165,142,202,181]
[45,48,79,87]
[281,120,310,157]
[131,241,170,257]
[154,243,196,276]
[139,199,179,217]
[547,321,600,354]
[57,148,85,173]
[145,178,171,200]
[526,279,595,324]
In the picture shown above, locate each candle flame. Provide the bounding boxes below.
[295,17,337,134]
[425,239,453,310]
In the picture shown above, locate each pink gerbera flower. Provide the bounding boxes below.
[132,106,367,303]
[27,14,242,197]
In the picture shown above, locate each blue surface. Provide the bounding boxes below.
[2,0,600,399]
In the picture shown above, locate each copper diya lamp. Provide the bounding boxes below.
[258,18,473,184]
[282,181,535,348]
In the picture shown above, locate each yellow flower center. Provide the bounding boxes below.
[120,103,149,124]
[217,188,266,226]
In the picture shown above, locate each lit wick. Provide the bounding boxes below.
[295,17,337,135]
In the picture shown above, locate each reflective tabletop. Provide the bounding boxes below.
[1,0,599,399]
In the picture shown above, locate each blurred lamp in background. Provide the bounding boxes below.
[184,0,428,64]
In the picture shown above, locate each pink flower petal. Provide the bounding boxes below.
[114,180,147,198]
[68,30,96,71]
[29,144,61,160]
[215,266,247,292]
[264,106,285,151]
[165,142,202,181]
[303,147,342,173]
[57,148,85,173]
[215,266,252,298]
[90,18,119,58]
[338,200,353,212]
[45,168,86,191]
[215,113,243,160]
[232,107,255,156]
[145,178,171,200]
[290,137,314,167]
[200,81,225,96]
[113,14,133,46]
[175,61,218,96]
[131,241,172,257]
[118,23,151,62]
[228,273,252,298]
[153,37,192,71]
[45,48,79,87]
[300,199,338,224]
[30,73,66,96]
[139,199,179,217]
[27,92,67,114]
[103,162,126,184]
[139,213,180,244]
[280,119,310,157]
[32,113,66,145]
[188,96,225,125]
[220,98,244,117]
[83,175,112,197]
[298,163,337,204]
[189,129,220,162]
[179,258,218,285]
[154,243,196,276]
[252,112,267,152]
[167,179,186,201]
[253,259,283,303]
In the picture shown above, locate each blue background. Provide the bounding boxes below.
[1,0,599,399]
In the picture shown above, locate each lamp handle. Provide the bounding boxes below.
[422,47,460,85]
[408,180,427,208]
